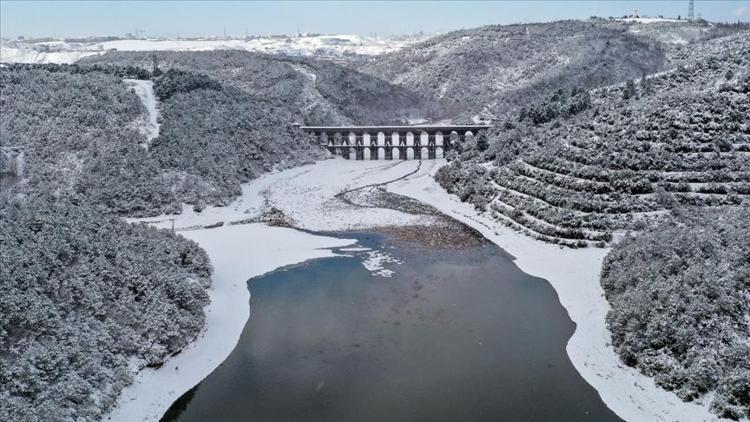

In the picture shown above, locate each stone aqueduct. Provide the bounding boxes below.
[299,124,493,160]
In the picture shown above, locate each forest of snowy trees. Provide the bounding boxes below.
[2,16,749,421]
[81,50,446,125]
[0,63,325,215]
[149,68,326,207]
[602,207,750,419]
[0,198,211,420]
[0,60,325,418]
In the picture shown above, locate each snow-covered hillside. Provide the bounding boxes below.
[626,21,717,45]
[0,34,428,64]
[359,20,670,121]
[616,17,682,24]
[0,44,101,64]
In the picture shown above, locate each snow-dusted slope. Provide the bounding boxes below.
[124,79,160,146]
[0,44,102,64]
[0,34,428,64]
[616,17,682,24]
[626,21,717,45]
[96,35,425,57]
[358,20,669,121]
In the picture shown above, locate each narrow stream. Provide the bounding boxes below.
[163,231,621,421]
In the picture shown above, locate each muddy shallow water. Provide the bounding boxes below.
[163,231,621,422]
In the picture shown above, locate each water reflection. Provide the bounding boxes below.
[164,232,621,422]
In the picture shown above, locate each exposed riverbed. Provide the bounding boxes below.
[162,231,621,421]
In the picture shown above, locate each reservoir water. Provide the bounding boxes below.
[163,231,621,421]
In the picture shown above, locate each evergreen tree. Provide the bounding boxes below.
[476,132,489,152]
[151,54,162,78]
[640,73,653,96]
[623,78,637,99]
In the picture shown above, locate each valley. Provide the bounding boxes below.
[1,11,749,422]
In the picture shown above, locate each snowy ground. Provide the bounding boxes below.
[0,46,101,64]
[0,34,428,64]
[112,158,723,421]
[123,79,159,146]
[132,159,435,232]
[108,224,355,421]
[616,17,682,23]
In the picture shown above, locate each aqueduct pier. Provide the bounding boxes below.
[299,124,493,160]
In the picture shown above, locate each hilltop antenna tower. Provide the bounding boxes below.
[688,0,695,21]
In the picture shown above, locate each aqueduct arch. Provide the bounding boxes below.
[300,124,493,161]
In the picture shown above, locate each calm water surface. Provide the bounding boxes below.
[163,232,621,422]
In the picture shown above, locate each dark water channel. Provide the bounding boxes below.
[163,231,621,422]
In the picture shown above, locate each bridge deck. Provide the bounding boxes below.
[299,124,492,133]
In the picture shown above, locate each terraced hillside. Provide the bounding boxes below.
[436,32,750,247]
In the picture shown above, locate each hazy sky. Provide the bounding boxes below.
[2,1,749,39]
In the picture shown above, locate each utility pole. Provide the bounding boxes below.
[688,0,695,21]
[151,53,162,77]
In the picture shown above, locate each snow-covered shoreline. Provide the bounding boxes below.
[107,224,355,421]
[107,160,426,421]
[109,158,722,421]
[388,159,724,422]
